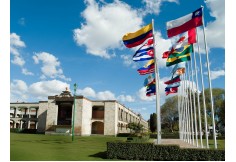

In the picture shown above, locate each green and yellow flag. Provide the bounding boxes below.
[166,44,193,67]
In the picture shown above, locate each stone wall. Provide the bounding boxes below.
[81,98,92,136]
[37,101,48,133]
[45,98,58,131]
[104,101,118,135]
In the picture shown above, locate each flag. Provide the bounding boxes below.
[166,7,203,38]
[162,28,196,58]
[143,73,155,87]
[166,82,180,88]
[171,62,186,74]
[122,23,153,48]
[133,38,154,62]
[137,59,155,75]
[165,87,178,95]
[175,68,185,75]
[146,84,156,96]
[164,75,181,84]
[166,44,193,67]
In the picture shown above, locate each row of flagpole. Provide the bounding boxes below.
[122,6,217,149]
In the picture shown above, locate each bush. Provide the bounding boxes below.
[107,142,225,161]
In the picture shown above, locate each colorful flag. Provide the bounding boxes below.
[146,84,156,96]
[166,44,193,67]
[166,7,203,38]
[171,62,186,74]
[175,68,185,75]
[143,73,155,87]
[122,23,153,48]
[162,28,196,58]
[133,38,154,62]
[137,59,155,75]
[164,75,181,85]
[165,87,178,95]
[166,82,180,88]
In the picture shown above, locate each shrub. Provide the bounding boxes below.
[107,142,225,161]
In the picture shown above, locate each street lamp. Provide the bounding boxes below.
[72,83,77,141]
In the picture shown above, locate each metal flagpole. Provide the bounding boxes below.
[190,50,199,147]
[193,44,203,148]
[185,70,191,144]
[196,27,209,148]
[72,83,77,141]
[152,19,161,144]
[201,6,217,149]
[187,62,195,145]
[179,76,184,140]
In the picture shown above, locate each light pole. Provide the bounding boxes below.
[72,83,77,141]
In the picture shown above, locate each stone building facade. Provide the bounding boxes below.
[10,89,148,136]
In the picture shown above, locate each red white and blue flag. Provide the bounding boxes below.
[146,84,156,96]
[165,87,178,95]
[133,38,154,62]
[164,75,181,85]
[137,59,155,75]
[166,7,203,38]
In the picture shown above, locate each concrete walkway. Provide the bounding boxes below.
[153,139,198,148]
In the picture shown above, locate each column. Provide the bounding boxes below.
[35,121,38,129]
[28,108,31,118]
[27,120,30,129]
[20,120,23,129]
[13,121,16,128]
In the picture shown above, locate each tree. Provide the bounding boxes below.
[161,96,179,132]
[127,122,144,134]
[149,113,157,133]
[199,88,225,133]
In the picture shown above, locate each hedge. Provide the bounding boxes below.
[107,142,225,161]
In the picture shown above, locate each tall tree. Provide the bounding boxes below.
[149,113,157,133]
[161,96,179,132]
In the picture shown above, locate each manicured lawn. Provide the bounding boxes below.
[10,133,126,161]
[10,133,225,161]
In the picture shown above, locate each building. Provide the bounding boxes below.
[10,88,148,136]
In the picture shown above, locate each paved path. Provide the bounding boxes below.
[153,139,198,148]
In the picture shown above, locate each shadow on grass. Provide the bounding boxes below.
[89,151,107,159]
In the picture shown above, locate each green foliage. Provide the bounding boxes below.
[127,122,144,134]
[161,96,179,132]
[107,142,225,161]
[149,113,157,133]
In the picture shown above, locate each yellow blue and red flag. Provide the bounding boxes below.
[122,23,153,48]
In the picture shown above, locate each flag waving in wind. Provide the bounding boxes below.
[166,7,203,38]
[122,23,153,48]
[133,38,154,62]
[162,28,196,58]
[137,59,155,75]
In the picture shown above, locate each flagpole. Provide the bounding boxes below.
[201,6,217,149]
[196,27,209,148]
[152,19,161,144]
[193,44,203,148]
[187,62,195,145]
[190,50,199,147]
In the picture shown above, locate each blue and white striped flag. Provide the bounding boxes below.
[133,38,154,62]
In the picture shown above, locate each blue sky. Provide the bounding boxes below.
[9,0,225,120]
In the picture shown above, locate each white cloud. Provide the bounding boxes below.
[10,80,28,102]
[73,0,143,58]
[117,95,135,102]
[120,54,138,69]
[22,68,34,76]
[33,52,71,81]
[78,86,135,102]
[28,80,70,100]
[97,91,116,100]
[204,69,225,80]
[10,33,26,66]
[10,79,71,102]
[205,0,225,49]
[142,0,179,15]
[78,87,96,98]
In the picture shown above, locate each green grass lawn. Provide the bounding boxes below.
[10,133,225,161]
[10,133,126,161]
